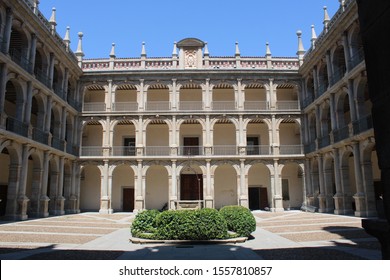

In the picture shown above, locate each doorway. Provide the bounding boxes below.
[249,187,268,210]
[122,188,134,212]
[180,174,203,200]
[247,136,259,155]
[183,137,200,155]
[123,137,135,156]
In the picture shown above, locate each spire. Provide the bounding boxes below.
[63,26,71,52]
[204,42,209,56]
[141,42,146,57]
[266,42,271,56]
[75,32,84,67]
[110,43,116,58]
[49,7,57,34]
[323,6,330,32]
[172,41,177,56]
[235,41,240,56]
[311,25,317,48]
[33,0,40,15]
[296,30,305,66]
[339,0,346,12]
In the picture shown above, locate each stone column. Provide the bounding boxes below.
[44,96,53,133]
[317,155,328,212]
[53,157,65,215]
[347,79,358,123]
[3,8,13,54]
[352,141,367,216]
[138,79,144,111]
[237,79,244,110]
[171,79,177,111]
[342,32,352,72]
[39,151,50,217]
[312,67,318,97]
[105,80,112,111]
[48,53,55,89]
[239,159,248,207]
[134,160,144,210]
[17,145,30,220]
[304,159,314,206]
[170,160,177,209]
[268,79,276,109]
[29,33,37,74]
[99,161,111,214]
[326,51,333,86]
[204,79,211,110]
[323,163,335,212]
[66,161,78,214]
[5,163,22,220]
[205,159,213,208]
[0,63,8,128]
[29,164,44,217]
[361,160,378,217]
[272,160,284,211]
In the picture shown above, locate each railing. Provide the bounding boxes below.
[244,101,268,110]
[349,48,365,70]
[304,142,316,154]
[353,115,373,135]
[9,48,32,72]
[179,146,204,156]
[302,95,314,108]
[211,101,236,111]
[317,83,328,96]
[80,146,104,157]
[276,101,300,110]
[330,66,346,86]
[145,101,171,111]
[144,146,171,156]
[52,136,65,151]
[68,98,82,111]
[34,67,51,87]
[32,127,49,145]
[6,117,29,137]
[333,125,350,143]
[279,145,303,155]
[246,145,271,155]
[318,135,330,149]
[112,102,138,112]
[111,146,136,156]
[83,102,106,112]
[213,145,237,155]
[178,101,203,111]
[54,87,67,100]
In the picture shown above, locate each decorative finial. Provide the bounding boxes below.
[33,0,40,15]
[311,25,317,48]
[339,0,345,12]
[296,30,305,66]
[63,26,71,52]
[235,41,240,56]
[323,6,330,31]
[172,41,177,56]
[49,7,57,34]
[141,42,146,57]
[266,42,271,56]
[110,43,116,58]
[204,42,209,55]
[75,32,84,56]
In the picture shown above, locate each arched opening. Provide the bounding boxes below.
[310,159,320,208]
[319,104,332,148]
[113,84,138,112]
[244,83,267,110]
[4,80,27,136]
[67,79,77,108]
[52,65,64,97]
[323,156,336,212]
[33,48,49,86]
[248,163,271,210]
[63,162,72,213]
[65,114,75,154]
[341,151,357,213]
[363,146,382,217]
[146,84,170,111]
[318,61,329,95]
[212,83,235,110]
[31,94,47,144]
[50,106,64,151]
[356,79,372,119]
[81,121,103,156]
[308,113,317,143]
[145,165,169,210]
[0,147,12,216]
[279,119,301,154]
[305,76,315,103]
[281,163,304,209]
[246,119,270,155]
[213,119,236,155]
[332,45,347,83]
[47,157,59,214]
[349,27,365,68]
[214,164,238,209]
[276,84,299,110]
[179,83,203,111]
[9,26,29,70]
[145,120,169,156]
[179,120,203,156]
[26,152,42,217]
[112,120,136,156]
[112,165,135,212]
[83,84,106,112]
[80,165,101,211]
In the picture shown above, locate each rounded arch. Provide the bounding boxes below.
[9,21,30,63]
[247,162,271,210]
[355,77,371,119]
[335,90,351,128]
[112,164,135,211]
[331,44,347,80]
[211,82,236,110]
[4,79,26,120]
[80,164,101,211]
[279,161,304,209]
[317,59,329,94]
[320,101,332,137]
[145,164,169,210]
[214,163,238,209]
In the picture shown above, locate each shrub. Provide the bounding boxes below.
[131,209,160,239]
[155,208,228,240]
[219,205,256,237]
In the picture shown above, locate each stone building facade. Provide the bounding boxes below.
[0,0,381,220]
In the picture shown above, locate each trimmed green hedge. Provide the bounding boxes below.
[130,206,256,240]
[155,208,228,240]
[219,205,256,237]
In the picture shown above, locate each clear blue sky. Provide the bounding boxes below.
[38,0,340,59]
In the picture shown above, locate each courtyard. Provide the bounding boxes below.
[0,211,381,260]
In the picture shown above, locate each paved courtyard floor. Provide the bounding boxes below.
[0,211,382,260]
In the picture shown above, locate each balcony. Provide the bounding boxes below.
[6,117,29,137]
[80,146,104,157]
[112,146,136,156]
[83,102,106,112]
[34,68,51,88]
[145,101,170,111]
[211,101,236,111]
[318,135,331,149]
[52,136,65,151]
[179,146,204,156]
[333,125,350,143]
[112,102,138,112]
[9,48,32,72]
[276,101,300,110]
[244,101,268,110]
[353,115,373,135]
[32,127,49,145]
[349,48,365,70]
[246,145,271,155]
[144,146,171,156]
[178,101,203,111]
[279,145,303,155]
[213,145,238,155]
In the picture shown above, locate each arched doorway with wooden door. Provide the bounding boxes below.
[112,164,135,212]
[178,163,203,209]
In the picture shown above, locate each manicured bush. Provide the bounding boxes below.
[155,208,228,240]
[219,205,256,237]
[131,209,160,239]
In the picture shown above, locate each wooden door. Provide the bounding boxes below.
[122,188,134,212]
[180,174,203,200]
[183,137,199,155]
[260,187,269,209]
[249,187,260,210]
